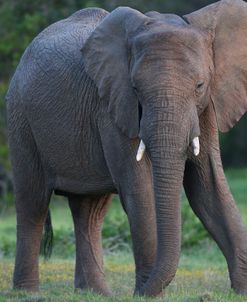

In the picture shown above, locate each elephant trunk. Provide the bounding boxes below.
[139,99,198,297]
[142,138,185,296]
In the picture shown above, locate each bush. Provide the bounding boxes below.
[52,228,75,258]
[50,198,132,258]
[103,198,131,253]
[181,197,208,248]
[0,232,16,258]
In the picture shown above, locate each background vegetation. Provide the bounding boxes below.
[1,1,247,300]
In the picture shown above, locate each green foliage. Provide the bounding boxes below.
[52,228,75,258]
[181,199,208,248]
[0,193,14,212]
[220,115,247,167]
[102,197,131,253]
[48,198,132,257]
[0,235,15,258]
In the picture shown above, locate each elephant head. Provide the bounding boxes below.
[81,0,247,296]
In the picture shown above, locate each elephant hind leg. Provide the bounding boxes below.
[68,193,112,296]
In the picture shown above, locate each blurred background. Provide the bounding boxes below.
[0,0,247,259]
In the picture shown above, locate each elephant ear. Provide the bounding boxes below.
[81,7,149,138]
[184,0,247,132]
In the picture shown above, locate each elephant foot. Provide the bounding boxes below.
[230,253,247,295]
[13,280,39,292]
[135,280,165,298]
[75,285,112,297]
[134,283,165,299]
[75,278,112,297]
[233,287,247,296]
[231,277,247,296]
[231,281,247,296]
[134,289,164,299]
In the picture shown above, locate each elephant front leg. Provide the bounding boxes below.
[100,126,157,294]
[183,105,247,295]
[184,158,247,294]
[118,188,157,294]
[68,194,112,296]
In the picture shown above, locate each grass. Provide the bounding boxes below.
[0,246,246,301]
[0,169,247,301]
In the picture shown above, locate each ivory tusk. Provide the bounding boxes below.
[136,140,146,161]
[192,136,200,156]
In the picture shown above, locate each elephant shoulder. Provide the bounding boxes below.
[68,8,109,25]
[14,8,109,71]
[67,8,109,41]
[35,8,109,45]
[7,8,108,107]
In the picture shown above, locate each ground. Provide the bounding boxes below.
[0,169,247,302]
[1,247,246,302]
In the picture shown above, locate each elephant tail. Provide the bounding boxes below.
[40,209,53,260]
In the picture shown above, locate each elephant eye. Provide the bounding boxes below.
[195,81,205,95]
[133,86,138,94]
[196,81,204,90]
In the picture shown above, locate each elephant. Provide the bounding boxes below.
[5,0,247,298]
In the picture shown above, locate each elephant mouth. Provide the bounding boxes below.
[136,136,200,161]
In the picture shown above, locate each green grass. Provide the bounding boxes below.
[0,169,247,301]
[0,246,246,301]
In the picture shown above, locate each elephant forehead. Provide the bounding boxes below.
[131,30,209,79]
[132,26,206,55]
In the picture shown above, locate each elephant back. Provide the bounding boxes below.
[6,8,108,106]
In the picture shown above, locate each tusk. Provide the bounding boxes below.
[192,137,200,156]
[136,140,146,161]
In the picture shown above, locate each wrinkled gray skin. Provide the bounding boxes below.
[6,0,247,298]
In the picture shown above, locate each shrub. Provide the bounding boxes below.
[181,198,209,248]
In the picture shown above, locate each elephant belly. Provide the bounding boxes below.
[32,121,116,195]
[54,174,117,196]
[46,142,116,195]
[44,149,116,195]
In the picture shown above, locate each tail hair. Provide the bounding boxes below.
[40,209,53,260]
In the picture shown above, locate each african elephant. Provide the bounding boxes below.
[5,0,247,298]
